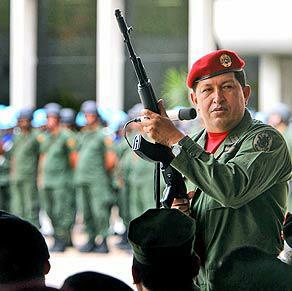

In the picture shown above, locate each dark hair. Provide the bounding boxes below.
[192,70,247,91]
[0,211,50,284]
[61,271,133,291]
[17,287,60,291]
[132,254,200,291]
[234,70,247,88]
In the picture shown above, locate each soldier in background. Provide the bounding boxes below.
[0,106,16,212]
[128,208,200,291]
[75,100,114,253]
[114,104,164,250]
[10,108,40,227]
[0,128,13,212]
[38,103,77,252]
[267,103,292,211]
[32,108,47,131]
[60,108,77,132]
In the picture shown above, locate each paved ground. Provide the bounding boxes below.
[42,210,134,289]
[45,235,133,289]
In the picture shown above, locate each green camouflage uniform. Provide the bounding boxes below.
[171,110,292,291]
[40,129,77,244]
[10,129,40,226]
[75,126,113,241]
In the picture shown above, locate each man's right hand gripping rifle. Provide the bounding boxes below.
[115,9,192,211]
[141,100,194,214]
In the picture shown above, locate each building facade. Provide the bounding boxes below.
[1,0,291,112]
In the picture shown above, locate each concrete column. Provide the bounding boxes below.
[96,0,125,111]
[188,0,216,68]
[258,55,282,112]
[10,0,37,109]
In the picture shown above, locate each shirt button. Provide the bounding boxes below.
[190,152,196,158]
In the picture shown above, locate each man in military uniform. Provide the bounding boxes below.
[60,108,77,132]
[128,208,200,291]
[10,108,40,227]
[114,104,158,250]
[75,100,114,253]
[267,103,292,211]
[0,211,51,289]
[39,103,77,252]
[213,246,292,291]
[140,49,292,290]
[0,128,13,212]
[278,212,292,265]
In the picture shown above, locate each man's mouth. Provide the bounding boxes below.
[211,107,227,113]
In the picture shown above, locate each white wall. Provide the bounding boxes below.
[96,0,125,111]
[10,0,37,109]
[188,0,216,67]
[214,0,292,54]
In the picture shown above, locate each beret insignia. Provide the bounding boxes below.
[253,131,273,152]
[220,54,232,68]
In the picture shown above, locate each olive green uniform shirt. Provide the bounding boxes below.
[41,130,76,187]
[75,127,109,185]
[10,129,40,181]
[171,110,292,291]
[0,137,11,186]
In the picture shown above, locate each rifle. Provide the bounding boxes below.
[115,9,189,208]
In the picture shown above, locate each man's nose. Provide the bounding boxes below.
[212,88,225,103]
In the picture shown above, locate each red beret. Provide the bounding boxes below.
[187,49,245,88]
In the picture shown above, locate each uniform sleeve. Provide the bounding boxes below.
[36,133,46,154]
[171,130,292,209]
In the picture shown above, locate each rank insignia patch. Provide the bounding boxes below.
[253,131,273,152]
[67,138,76,148]
[36,134,45,143]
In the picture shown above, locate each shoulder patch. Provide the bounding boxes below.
[253,131,273,152]
[36,134,45,143]
[67,137,76,148]
[104,136,113,147]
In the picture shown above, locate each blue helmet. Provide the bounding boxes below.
[80,100,98,115]
[0,107,17,129]
[44,103,62,117]
[32,109,47,128]
[98,107,128,132]
[75,111,86,127]
[60,108,76,125]
[18,108,34,121]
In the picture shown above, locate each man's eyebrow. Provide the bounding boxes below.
[199,83,212,88]
[221,79,235,85]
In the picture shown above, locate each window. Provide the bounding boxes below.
[124,0,188,110]
[37,0,96,110]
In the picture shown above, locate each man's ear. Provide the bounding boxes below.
[135,282,145,291]
[190,91,198,109]
[243,85,251,106]
[44,260,51,275]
